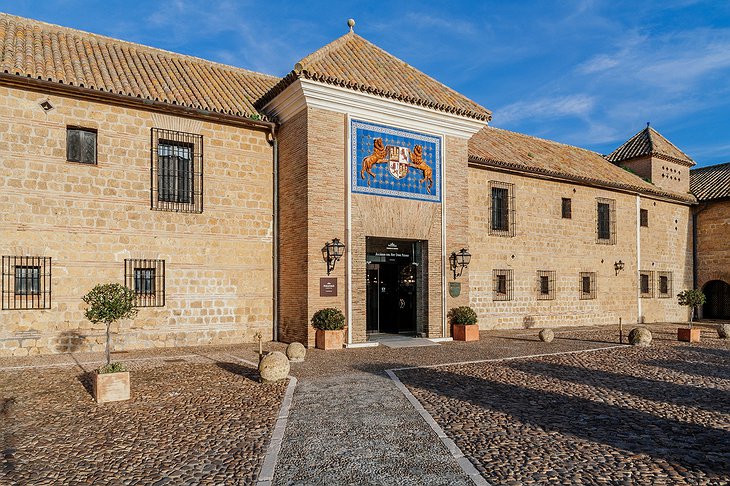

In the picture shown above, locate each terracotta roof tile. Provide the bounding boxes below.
[0,13,279,119]
[257,31,491,121]
[606,125,695,166]
[469,126,695,203]
[690,162,730,201]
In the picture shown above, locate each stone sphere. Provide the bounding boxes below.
[539,329,554,343]
[717,323,730,339]
[258,351,290,383]
[628,327,652,346]
[286,342,306,362]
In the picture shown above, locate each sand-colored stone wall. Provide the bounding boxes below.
[0,86,273,356]
[468,167,692,329]
[696,200,730,289]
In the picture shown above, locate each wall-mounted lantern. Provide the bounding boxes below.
[614,260,625,276]
[322,238,345,275]
[449,248,472,280]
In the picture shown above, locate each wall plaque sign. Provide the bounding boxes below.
[320,277,337,297]
[351,119,442,202]
[449,282,461,298]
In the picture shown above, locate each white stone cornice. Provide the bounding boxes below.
[263,78,487,138]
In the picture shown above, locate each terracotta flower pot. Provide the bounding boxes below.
[677,328,701,343]
[93,371,130,403]
[453,323,480,342]
[315,329,344,350]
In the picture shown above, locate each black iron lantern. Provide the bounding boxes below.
[322,238,346,275]
[614,260,625,276]
[449,248,472,279]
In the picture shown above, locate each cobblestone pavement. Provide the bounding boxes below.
[397,327,730,485]
[0,349,286,485]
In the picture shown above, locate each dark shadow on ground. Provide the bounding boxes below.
[1,397,18,476]
[76,372,94,399]
[215,362,259,381]
[646,358,730,381]
[508,360,730,414]
[675,345,730,360]
[381,363,729,478]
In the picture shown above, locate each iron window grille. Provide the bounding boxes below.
[596,198,616,244]
[537,270,556,300]
[1,256,51,310]
[579,272,596,300]
[658,271,673,298]
[67,126,97,164]
[151,128,203,213]
[493,269,513,301]
[124,259,165,307]
[640,271,655,298]
[640,209,649,227]
[488,181,515,237]
[561,198,572,219]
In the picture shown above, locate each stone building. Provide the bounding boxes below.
[0,13,704,356]
[691,162,730,320]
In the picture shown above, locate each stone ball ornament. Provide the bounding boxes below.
[539,329,554,343]
[286,342,307,362]
[717,323,730,339]
[628,327,652,346]
[258,351,290,383]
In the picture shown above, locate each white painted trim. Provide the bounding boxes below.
[264,79,486,138]
[441,138,448,338]
[428,337,453,343]
[346,114,353,346]
[255,374,298,485]
[345,341,380,348]
[386,369,490,486]
[636,195,642,323]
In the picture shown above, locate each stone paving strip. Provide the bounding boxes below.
[396,329,730,485]
[0,347,286,485]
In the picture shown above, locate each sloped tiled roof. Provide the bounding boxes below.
[469,126,695,203]
[0,13,279,119]
[257,31,491,121]
[606,125,695,166]
[690,162,730,201]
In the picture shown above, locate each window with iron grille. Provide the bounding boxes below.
[579,272,596,300]
[151,128,203,213]
[596,198,616,244]
[1,256,51,310]
[493,269,513,301]
[640,270,655,298]
[537,270,556,300]
[561,198,572,219]
[124,259,165,307]
[657,271,672,298]
[67,126,97,164]
[640,209,648,227]
[488,181,515,236]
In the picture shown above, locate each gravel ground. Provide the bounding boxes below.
[0,350,286,485]
[397,327,730,485]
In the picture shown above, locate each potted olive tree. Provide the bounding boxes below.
[677,289,706,343]
[312,308,345,350]
[82,283,138,403]
[449,306,479,341]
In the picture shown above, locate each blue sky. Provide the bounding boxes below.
[3,0,729,167]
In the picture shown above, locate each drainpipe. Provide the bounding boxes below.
[636,195,642,323]
[268,129,279,341]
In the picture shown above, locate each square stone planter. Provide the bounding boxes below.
[453,324,480,341]
[315,329,344,350]
[677,328,701,343]
[93,371,130,403]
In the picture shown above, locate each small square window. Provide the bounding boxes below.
[640,209,648,227]
[580,272,596,299]
[2,256,51,310]
[561,198,572,219]
[125,259,165,307]
[493,269,513,301]
[67,127,97,164]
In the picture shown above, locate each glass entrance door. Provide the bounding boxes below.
[366,238,422,335]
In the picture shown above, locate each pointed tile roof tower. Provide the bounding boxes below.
[606,124,694,195]
[257,28,491,122]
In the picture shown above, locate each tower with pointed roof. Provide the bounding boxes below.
[606,124,695,194]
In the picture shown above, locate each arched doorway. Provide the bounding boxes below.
[702,280,730,319]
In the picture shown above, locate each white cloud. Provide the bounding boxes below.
[495,94,595,125]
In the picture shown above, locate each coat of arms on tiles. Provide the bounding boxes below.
[351,119,441,203]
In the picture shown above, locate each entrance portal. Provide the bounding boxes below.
[366,238,425,335]
[703,280,730,319]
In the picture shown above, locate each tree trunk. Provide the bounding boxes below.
[105,321,111,365]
